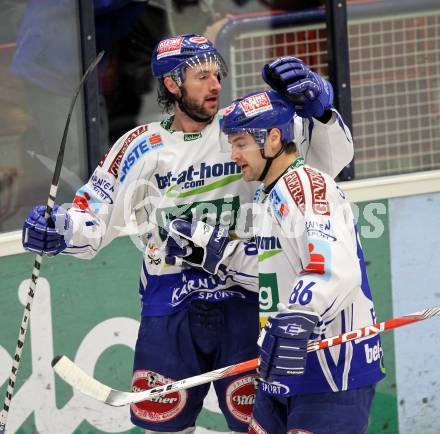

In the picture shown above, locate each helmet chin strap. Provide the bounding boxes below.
[258,146,285,182]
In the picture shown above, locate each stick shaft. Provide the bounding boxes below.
[0,52,104,434]
[52,305,440,407]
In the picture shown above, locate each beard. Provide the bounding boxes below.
[177,87,218,123]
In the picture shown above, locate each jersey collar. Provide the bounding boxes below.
[263,156,304,194]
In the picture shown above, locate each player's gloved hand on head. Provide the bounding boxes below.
[257,304,320,397]
[164,218,236,274]
[262,56,333,118]
[287,71,334,119]
[22,205,72,256]
[262,56,310,99]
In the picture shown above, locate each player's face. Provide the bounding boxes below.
[181,63,222,120]
[229,133,265,181]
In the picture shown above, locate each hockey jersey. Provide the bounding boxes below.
[63,109,353,316]
[254,158,385,394]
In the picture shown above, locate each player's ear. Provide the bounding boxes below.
[163,76,180,97]
[267,128,282,153]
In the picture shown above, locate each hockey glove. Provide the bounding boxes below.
[262,56,334,118]
[257,304,320,397]
[164,219,236,274]
[22,205,72,256]
[287,71,334,119]
[262,56,310,102]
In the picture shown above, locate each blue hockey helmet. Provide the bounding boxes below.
[151,34,228,85]
[220,90,295,149]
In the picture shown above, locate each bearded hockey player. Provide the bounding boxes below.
[22,35,354,433]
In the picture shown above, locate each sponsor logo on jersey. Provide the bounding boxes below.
[226,374,258,423]
[156,36,184,59]
[305,219,336,241]
[90,173,115,204]
[300,240,331,279]
[255,236,281,251]
[154,161,241,193]
[239,92,273,117]
[183,132,202,141]
[248,417,268,434]
[131,370,188,422]
[73,191,91,212]
[365,341,384,365]
[270,187,289,219]
[304,167,330,216]
[256,236,282,262]
[120,135,164,182]
[284,171,305,214]
[170,270,245,307]
[108,125,148,177]
[259,274,280,326]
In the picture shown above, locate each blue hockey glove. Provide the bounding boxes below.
[286,71,334,119]
[262,56,310,102]
[165,219,236,274]
[257,305,320,397]
[262,56,333,118]
[22,205,72,256]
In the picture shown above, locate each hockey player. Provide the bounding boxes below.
[168,89,385,433]
[22,35,354,433]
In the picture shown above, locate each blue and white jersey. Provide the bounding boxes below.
[62,110,353,317]
[254,159,385,394]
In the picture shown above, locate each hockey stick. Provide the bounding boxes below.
[51,305,440,407]
[0,51,104,434]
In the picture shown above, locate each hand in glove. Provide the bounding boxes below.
[22,205,72,255]
[262,56,333,118]
[257,304,320,397]
[164,219,236,274]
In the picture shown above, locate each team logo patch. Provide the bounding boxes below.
[157,37,184,59]
[248,417,268,434]
[130,370,188,422]
[189,36,208,44]
[239,92,272,117]
[226,374,257,423]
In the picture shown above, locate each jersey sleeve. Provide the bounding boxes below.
[62,125,151,259]
[294,109,354,179]
[273,167,361,333]
[222,239,259,293]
